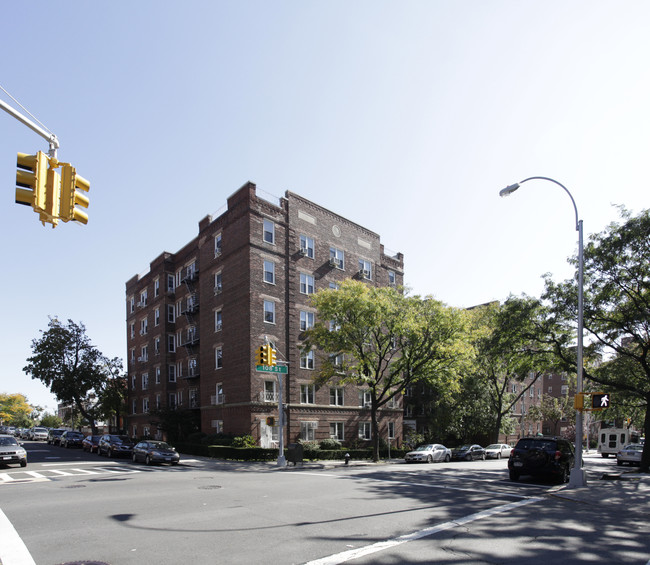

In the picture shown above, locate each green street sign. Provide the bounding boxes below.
[256,365,287,374]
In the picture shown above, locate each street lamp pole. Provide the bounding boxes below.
[500,176,587,488]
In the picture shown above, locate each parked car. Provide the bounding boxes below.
[485,444,512,459]
[61,431,85,448]
[82,435,101,453]
[132,441,180,466]
[404,444,451,463]
[451,444,486,461]
[31,427,49,441]
[617,443,643,466]
[98,435,135,458]
[0,434,27,467]
[47,429,66,445]
[508,436,575,483]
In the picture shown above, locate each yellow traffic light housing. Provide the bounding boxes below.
[260,345,269,366]
[269,346,277,366]
[59,163,90,224]
[573,392,585,411]
[255,345,266,366]
[16,151,48,211]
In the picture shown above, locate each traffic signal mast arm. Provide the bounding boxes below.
[0,97,59,159]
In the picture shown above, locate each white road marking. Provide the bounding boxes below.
[304,496,543,564]
[0,507,36,565]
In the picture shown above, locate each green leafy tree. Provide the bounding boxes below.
[468,297,556,443]
[526,394,574,436]
[542,207,650,472]
[303,280,471,461]
[23,318,119,435]
[40,412,63,428]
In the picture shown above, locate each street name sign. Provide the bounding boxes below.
[256,365,287,374]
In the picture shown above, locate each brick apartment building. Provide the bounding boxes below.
[125,182,404,448]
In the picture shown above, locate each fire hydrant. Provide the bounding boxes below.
[344,453,350,466]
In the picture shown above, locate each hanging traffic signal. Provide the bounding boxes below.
[16,151,49,211]
[269,345,277,366]
[59,163,90,223]
[260,345,269,366]
[38,166,61,226]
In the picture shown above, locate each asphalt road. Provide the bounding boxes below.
[1,441,648,565]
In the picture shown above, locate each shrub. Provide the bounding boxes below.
[319,438,342,450]
[231,434,256,448]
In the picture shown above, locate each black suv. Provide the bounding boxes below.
[508,436,575,483]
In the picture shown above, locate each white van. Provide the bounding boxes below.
[597,428,642,457]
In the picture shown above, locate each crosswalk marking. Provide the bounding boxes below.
[0,465,141,484]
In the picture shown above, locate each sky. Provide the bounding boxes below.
[1,1,648,414]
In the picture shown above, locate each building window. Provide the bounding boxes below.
[263,380,277,402]
[214,271,222,294]
[330,422,344,441]
[300,311,314,331]
[359,390,371,407]
[167,274,175,293]
[143,398,149,413]
[561,385,569,395]
[132,399,137,414]
[154,308,160,326]
[359,422,371,440]
[263,219,275,244]
[168,365,176,382]
[169,393,177,409]
[300,421,317,441]
[329,247,345,269]
[214,233,222,257]
[142,373,149,390]
[329,387,344,406]
[300,350,314,369]
[215,310,222,332]
[130,323,135,339]
[388,422,395,439]
[154,278,160,297]
[264,300,275,324]
[140,346,148,363]
[215,347,223,369]
[388,270,396,285]
[129,297,135,313]
[300,273,314,295]
[139,289,148,307]
[300,384,315,404]
[140,318,148,336]
[190,389,199,409]
[155,366,161,384]
[167,305,175,323]
[168,335,176,353]
[154,337,160,355]
[300,235,314,258]
[213,383,224,405]
[329,282,340,290]
[358,259,372,280]
[263,260,275,284]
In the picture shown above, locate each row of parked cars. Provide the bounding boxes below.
[49,430,181,466]
[404,443,513,464]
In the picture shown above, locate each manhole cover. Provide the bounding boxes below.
[198,485,222,490]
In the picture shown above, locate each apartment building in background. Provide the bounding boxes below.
[125,182,404,447]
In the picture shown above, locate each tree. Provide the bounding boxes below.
[468,297,556,443]
[303,280,471,461]
[23,318,119,435]
[40,412,63,428]
[0,393,34,427]
[526,394,574,437]
[542,207,650,472]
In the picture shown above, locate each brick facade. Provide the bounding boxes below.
[125,182,404,447]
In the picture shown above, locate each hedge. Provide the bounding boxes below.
[173,444,408,462]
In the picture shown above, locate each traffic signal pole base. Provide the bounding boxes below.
[277,454,286,467]
[568,467,587,489]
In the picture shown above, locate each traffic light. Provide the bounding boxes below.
[255,345,267,366]
[269,345,277,366]
[16,151,48,211]
[573,392,585,411]
[592,393,610,410]
[39,166,61,226]
[59,163,90,223]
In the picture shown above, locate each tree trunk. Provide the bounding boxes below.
[371,404,380,462]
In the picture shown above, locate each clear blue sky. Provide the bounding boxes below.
[1,1,648,413]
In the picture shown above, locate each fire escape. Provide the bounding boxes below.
[179,264,200,398]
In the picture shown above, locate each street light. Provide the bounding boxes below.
[499,176,587,488]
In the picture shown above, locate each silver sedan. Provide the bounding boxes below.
[404,444,451,463]
[616,443,643,466]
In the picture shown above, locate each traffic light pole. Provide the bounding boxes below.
[276,367,286,467]
[0,97,59,159]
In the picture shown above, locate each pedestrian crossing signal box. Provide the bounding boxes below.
[591,393,610,411]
